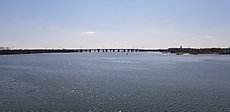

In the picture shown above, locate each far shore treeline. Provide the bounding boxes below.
[1,48,230,55]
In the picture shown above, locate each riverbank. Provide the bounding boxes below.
[168,48,230,55]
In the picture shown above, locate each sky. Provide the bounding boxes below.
[0,0,230,49]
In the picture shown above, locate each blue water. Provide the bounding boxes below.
[0,52,230,111]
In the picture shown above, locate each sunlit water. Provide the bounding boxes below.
[0,52,230,111]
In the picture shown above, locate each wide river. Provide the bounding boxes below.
[0,52,230,111]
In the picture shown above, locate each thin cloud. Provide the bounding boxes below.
[205,35,214,39]
[81,32,98,35]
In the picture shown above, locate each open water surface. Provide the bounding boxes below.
[0,52,230,111]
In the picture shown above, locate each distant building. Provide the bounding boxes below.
[5,47,10,50]
[0,47,4,50]
[180,46,183,49]
[0,47,10,50]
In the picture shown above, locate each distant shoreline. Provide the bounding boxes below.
[0,48,230,55]
[167,48,230,55]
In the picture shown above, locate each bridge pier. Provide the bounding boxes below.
[73,49,140,53]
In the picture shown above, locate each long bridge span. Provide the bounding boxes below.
[0,48,165,55]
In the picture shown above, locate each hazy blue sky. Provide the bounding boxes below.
[0,0,230,48]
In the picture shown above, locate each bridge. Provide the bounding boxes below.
[72,49,139,53]
[0,48,164,55]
